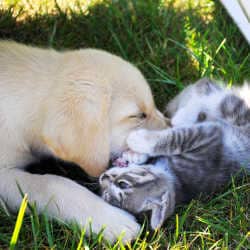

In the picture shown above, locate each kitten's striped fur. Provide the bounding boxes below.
[100,78,250,230]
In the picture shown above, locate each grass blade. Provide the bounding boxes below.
[44,213,54,248]
[9,194,28,250]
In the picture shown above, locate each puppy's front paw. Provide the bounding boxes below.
[122,150,149,165]
[127,129,158,155]
[100,207,141,244]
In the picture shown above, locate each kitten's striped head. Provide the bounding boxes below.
[167,78,250,127]
[99,163,175,229]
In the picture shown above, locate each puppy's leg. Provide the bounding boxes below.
[0,168,140,243]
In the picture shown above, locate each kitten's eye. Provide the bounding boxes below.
[117,180,131,189]
[197,112,207,122]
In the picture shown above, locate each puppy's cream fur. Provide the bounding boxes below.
[0,41,167,243]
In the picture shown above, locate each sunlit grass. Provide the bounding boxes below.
[1,0,103,17]
[9,194,28,250]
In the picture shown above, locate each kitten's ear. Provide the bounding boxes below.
[195,77,221,95]
[142,191,175,230]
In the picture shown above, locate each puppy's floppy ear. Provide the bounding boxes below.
[42,86,111,177]
[142,190,175,230]
[195,77,221,95]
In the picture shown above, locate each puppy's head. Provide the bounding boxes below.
[42,49,168,177]
[108,58,169,161]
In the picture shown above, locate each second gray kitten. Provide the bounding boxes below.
[99,78,250,230]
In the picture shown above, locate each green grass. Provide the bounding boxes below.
[0,0,249,249]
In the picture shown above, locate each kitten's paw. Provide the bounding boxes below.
[127,129,158,155]
[122,150,149,165]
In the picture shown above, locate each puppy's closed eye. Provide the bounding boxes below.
[129,112,147,120]
[138,112,147,119]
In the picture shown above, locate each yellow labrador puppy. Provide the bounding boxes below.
[0,41,167,243]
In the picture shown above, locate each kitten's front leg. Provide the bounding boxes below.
[127,129,163,156]
[127,123,222,156]
[122,150,149,165]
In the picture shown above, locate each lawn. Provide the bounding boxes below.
[0,0,249,249]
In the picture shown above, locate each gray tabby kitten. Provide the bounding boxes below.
[99,78,250,230]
